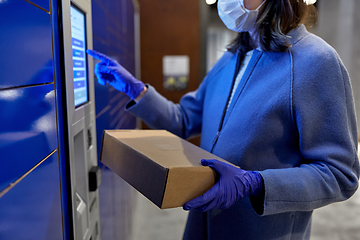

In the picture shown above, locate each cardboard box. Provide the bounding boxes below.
[100,129,226,209]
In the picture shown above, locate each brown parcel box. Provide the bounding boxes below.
[100,129,226,209]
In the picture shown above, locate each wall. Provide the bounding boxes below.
[0,0,63,239]
[315,0,360,133]
[137,0,202,111]
[136,0,204,146]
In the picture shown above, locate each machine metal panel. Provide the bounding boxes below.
[58,1,101,239]
[0,153,63,240]
[0,84,57,192]
[0,0,52,89]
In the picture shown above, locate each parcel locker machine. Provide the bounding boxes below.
[53,0,101,239]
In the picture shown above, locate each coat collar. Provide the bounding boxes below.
[287,24,309,46]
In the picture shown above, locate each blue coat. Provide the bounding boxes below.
[127,25,360,239]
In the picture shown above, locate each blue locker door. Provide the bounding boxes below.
[0,0,52,89]
[0,153,63,240]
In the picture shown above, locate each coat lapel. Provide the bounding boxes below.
[222,50,263,125]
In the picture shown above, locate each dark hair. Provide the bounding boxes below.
[227,0,318,53]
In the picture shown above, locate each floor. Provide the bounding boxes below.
[311,189,360,240]
[130,187,360,240]
[131,193,188,240]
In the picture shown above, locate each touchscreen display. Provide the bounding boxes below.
[71,5,88,107]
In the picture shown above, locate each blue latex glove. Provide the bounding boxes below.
[87,49,145,100]
[183,159,263,212]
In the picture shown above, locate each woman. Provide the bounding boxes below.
[87,0,359,239]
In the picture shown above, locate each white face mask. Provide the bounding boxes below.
[217,0,266,33]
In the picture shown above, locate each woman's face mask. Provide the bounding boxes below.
[243,0,264,10]
[217,0,266,33]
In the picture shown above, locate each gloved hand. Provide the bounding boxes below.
[183,159,263,212]
[87,49,145,100]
